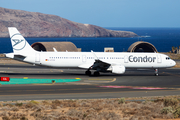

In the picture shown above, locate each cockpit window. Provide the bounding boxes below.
[166,57,171,60]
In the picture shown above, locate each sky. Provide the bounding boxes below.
[1,0,180,28]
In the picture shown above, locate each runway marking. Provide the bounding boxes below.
[40,90,55,91]
[58,70,63,72]
[0,88,111,93]
[88,79,113,80]
[3,84,165,93]
[23,90,38,92]
[98,86,167,90]
[163,72,180,77]
[0,89,180,99]
[1,84,173,93]
[33,84,54,85]
[169,85,180,86]
[85,78,116,83]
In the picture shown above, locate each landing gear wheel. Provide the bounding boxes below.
[154,69,158,76]
[85,71,91,76]
[155,73,158,76]
[94,71,100,76]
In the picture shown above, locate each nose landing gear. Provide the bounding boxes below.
[154,69,158,76]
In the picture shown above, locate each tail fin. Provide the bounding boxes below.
[8,27,35,53]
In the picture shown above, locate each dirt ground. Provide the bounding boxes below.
[0,96,179,120]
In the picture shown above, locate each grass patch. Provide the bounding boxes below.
[161,106,173,114]
[118,97,125,104]
[174,107,180,118]
[163,98,179,108]
[0,96,179,119]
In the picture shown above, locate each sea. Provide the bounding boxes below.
[0,27,180,53]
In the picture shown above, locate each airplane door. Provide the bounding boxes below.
[35,53,40,62]
[124,56,128,63]
[157,55,162,63]
[82,55,86,62]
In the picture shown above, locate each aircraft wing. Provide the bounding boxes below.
[79,51,125,74]
[91,59,111,71]
[78,59,110,71]
[91,58,125,74]
[78,51,110,70]
[79,51,111,71]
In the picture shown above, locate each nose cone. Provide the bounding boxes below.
[171,60,176,67]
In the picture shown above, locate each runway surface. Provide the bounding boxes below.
[0,64,180,101]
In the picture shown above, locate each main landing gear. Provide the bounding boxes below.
[85,70,91,76]
[154,69,158,76]
[93,71,100,76]
[85,70,100,76]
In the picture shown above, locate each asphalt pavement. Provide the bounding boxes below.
[0,64,180,101]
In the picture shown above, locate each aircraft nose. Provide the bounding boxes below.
[171,60,176,67]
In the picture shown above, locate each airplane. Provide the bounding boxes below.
[5,27,176,76]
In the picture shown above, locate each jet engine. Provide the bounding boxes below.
[111,65,125,74]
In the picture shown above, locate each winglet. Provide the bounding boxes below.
[53,47,58,52]
[91,50,98,60]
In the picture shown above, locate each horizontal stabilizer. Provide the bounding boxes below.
[14,55,26,59]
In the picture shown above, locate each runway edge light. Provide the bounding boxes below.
[0,77,10,82]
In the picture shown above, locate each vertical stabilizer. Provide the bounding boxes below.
[8,27,35,53]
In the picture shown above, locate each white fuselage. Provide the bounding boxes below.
[6,51,176,69]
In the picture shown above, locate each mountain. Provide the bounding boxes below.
[0,7,138,38]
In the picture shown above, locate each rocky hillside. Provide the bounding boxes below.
[0,7,138,38]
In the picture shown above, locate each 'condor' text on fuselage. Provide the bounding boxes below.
[129,55,156,63]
